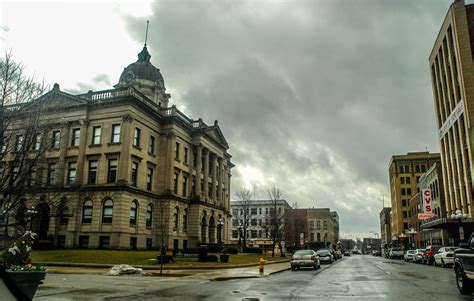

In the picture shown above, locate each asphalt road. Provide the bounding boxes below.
[36,255,470,300]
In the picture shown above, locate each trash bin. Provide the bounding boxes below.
[220,254,230,263]
[198,245,208,262]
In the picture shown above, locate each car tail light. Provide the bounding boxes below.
[311,255,315,260]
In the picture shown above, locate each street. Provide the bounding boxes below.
[35,255,468,300]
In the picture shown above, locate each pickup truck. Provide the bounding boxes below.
[454,234,474,295]
[389,248,404,259]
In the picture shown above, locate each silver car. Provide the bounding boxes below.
[317,249,334,264]
[291,249,321,270]
[404,250,416,262]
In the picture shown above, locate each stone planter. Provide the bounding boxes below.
[5,271,46,300]
[220,254,230,263]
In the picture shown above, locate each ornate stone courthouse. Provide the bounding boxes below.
[15,45,233,250]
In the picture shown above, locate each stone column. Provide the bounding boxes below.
[57,121,71,187]
[203,148,209,199]
[195,144,202,196]
[75,119,89,184]
[117,114,133,184]
[165,133,175,193]
[226,170,232,211]
[211,154,217,201]
[218,158,224,205]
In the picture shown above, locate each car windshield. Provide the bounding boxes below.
[444,247,456,252]
[294,250,313,256]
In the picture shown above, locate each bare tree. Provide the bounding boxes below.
[264,187,285,257]
[0,52,58,243]
[236,189,252,249]
[155,199,169,276]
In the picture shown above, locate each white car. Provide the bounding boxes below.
[434,246,457,267]
[404,250,416,262]
[413,249,424,263]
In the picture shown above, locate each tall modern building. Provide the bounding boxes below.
[1,44,234,250]
[388,152,440,241]
[427,0,474,243]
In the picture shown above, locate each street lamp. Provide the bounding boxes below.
[451,209,468,244]
[407,228,417,249]
[26,207,38,231]
[217,218,224,244]
[237,221,243,251]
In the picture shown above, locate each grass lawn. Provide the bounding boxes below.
[31,250,288,267]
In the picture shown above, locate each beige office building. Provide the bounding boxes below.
[427,0,474,243]
[4,45,233,250]
[388,152,440,241]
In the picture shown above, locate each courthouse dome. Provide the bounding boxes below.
[118,46,165,90]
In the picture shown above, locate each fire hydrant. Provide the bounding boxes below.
[259,257,266,275]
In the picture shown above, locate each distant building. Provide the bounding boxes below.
[362,237,381,254]
[340,239,355,251]
[305,208,340,249]
[230,199,292,252]
[428,0,474,244]
[408,193,423,248]
[380,207,391,247]
[388,152,440,241]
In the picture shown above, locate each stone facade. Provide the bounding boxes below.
[3,45,233,250]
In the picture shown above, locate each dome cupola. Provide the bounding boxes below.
[115,22,170,107]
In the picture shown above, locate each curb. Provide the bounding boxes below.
[34,259,291,271]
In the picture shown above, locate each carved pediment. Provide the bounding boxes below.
[203,125,229,149]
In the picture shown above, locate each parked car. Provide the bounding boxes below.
[316,249,334,264]
[413,249,424,263]
[372,250,381,256]
[422,245,443,265]
[389,248,404,259]
[291,249,321,271]
[404,250,416,262]
[434,247,457,267]
[454,234,474,295]
[344,250,351,256]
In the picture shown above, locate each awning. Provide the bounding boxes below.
[420,217,474,230]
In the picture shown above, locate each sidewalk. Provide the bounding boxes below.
[44,260,291,281]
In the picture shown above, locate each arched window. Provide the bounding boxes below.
[82,200,93,224]
[102,199,113,224]
[130,200,138,225]
[173,207,179,229]
[183,208,188,231]
[146,204,153,228]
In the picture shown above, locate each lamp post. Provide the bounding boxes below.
[237,221,242,252]
[451,209,468,244]
[26,207,38,231]
[407,228,418,249]
[217,218,224,244]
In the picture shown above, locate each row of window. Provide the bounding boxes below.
[398,164,427,174]
[309,220,328,230]
[309,232,329,242]
[80,199,153,227]
[231,207,282,216]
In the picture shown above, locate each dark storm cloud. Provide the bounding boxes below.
[124,0,451,235]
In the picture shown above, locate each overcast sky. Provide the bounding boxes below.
[1,0,455,238]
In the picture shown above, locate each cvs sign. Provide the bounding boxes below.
[419,188,434,220]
